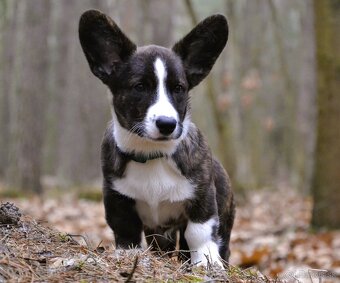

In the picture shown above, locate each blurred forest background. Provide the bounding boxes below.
[0,0,339,227]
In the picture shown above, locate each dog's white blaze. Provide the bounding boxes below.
[153,58,178,120]
[113,158,194,226]
[144,58,179,138]
[185,219,223,267]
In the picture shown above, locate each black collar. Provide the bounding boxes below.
[117,146,165,163]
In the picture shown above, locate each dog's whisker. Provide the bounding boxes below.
[119,122,144,147]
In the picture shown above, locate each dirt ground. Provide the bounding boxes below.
[1,187,340,282]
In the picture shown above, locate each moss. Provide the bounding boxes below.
[77,189,102,202]
[0,188,30,199]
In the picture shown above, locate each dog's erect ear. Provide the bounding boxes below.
[79,10,136,83]
[172,15,228,89]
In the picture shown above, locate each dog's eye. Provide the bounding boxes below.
[174,84,184,93]
[134,83,145,92]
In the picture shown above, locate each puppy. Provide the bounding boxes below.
[79,10,235,267]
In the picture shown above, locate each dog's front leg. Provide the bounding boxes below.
[184,217,223,268]
[103,186,143,249]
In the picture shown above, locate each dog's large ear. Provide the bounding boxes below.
[79,10,136,84]
[172,15,228,89]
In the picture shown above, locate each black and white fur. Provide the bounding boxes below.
[79,10,235,267]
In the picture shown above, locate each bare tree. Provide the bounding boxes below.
[312,0,340,228]
[184,0,236,179]
[297,0,316,193]
[0,0,14,177]
[13,1,51,192]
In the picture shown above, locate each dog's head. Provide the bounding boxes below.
[79,10,228,154]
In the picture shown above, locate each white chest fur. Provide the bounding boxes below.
[113,158,194,227]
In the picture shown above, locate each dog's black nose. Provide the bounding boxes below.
[156,116,177,135]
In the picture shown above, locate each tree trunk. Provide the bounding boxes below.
[5,0,26,188]
[267,0,299,186]
[183,0,236,180]
[56,0,109,185]
[297,0,316,193]
[311,0,340,228]
[10,0,50,193]
[225,0,255,189]
[0,0,14,177]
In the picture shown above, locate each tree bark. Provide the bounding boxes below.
[11,0,50,193]
[56,0,109,185]
[184,0,236,179]
[311,0,340,228]
[5,0,26,188]
[267,0,298,185]
[0,0,14,177]
[297,0,316,193]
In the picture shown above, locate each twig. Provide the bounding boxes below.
[124,256,138,283]
[67,233,91,247]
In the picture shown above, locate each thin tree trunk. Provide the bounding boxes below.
[297,0,316,193]
[0,0,14,176]
[184,0,236,178]
[312,0,340,228]
[13,0,50,193]
[43,0,61,175]
[225,0,254,188]
[56,0,109,185]
[267,0,298,185]
[149,0,174,47]
[6,0,26,188]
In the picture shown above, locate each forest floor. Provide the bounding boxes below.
[0,187,340,282]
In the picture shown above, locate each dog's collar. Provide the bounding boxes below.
[117,146,165,163]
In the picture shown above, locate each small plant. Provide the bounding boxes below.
[58,233,71,242]
[75,260,85,271]
[78,190,102,202]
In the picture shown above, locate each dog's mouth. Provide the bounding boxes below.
[152,135,178,141]
[144,131,182,142]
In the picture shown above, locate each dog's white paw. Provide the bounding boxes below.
[185,219,224,269]
[191,251,224,269]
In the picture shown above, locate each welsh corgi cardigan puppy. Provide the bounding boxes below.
[79,10,235,268]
